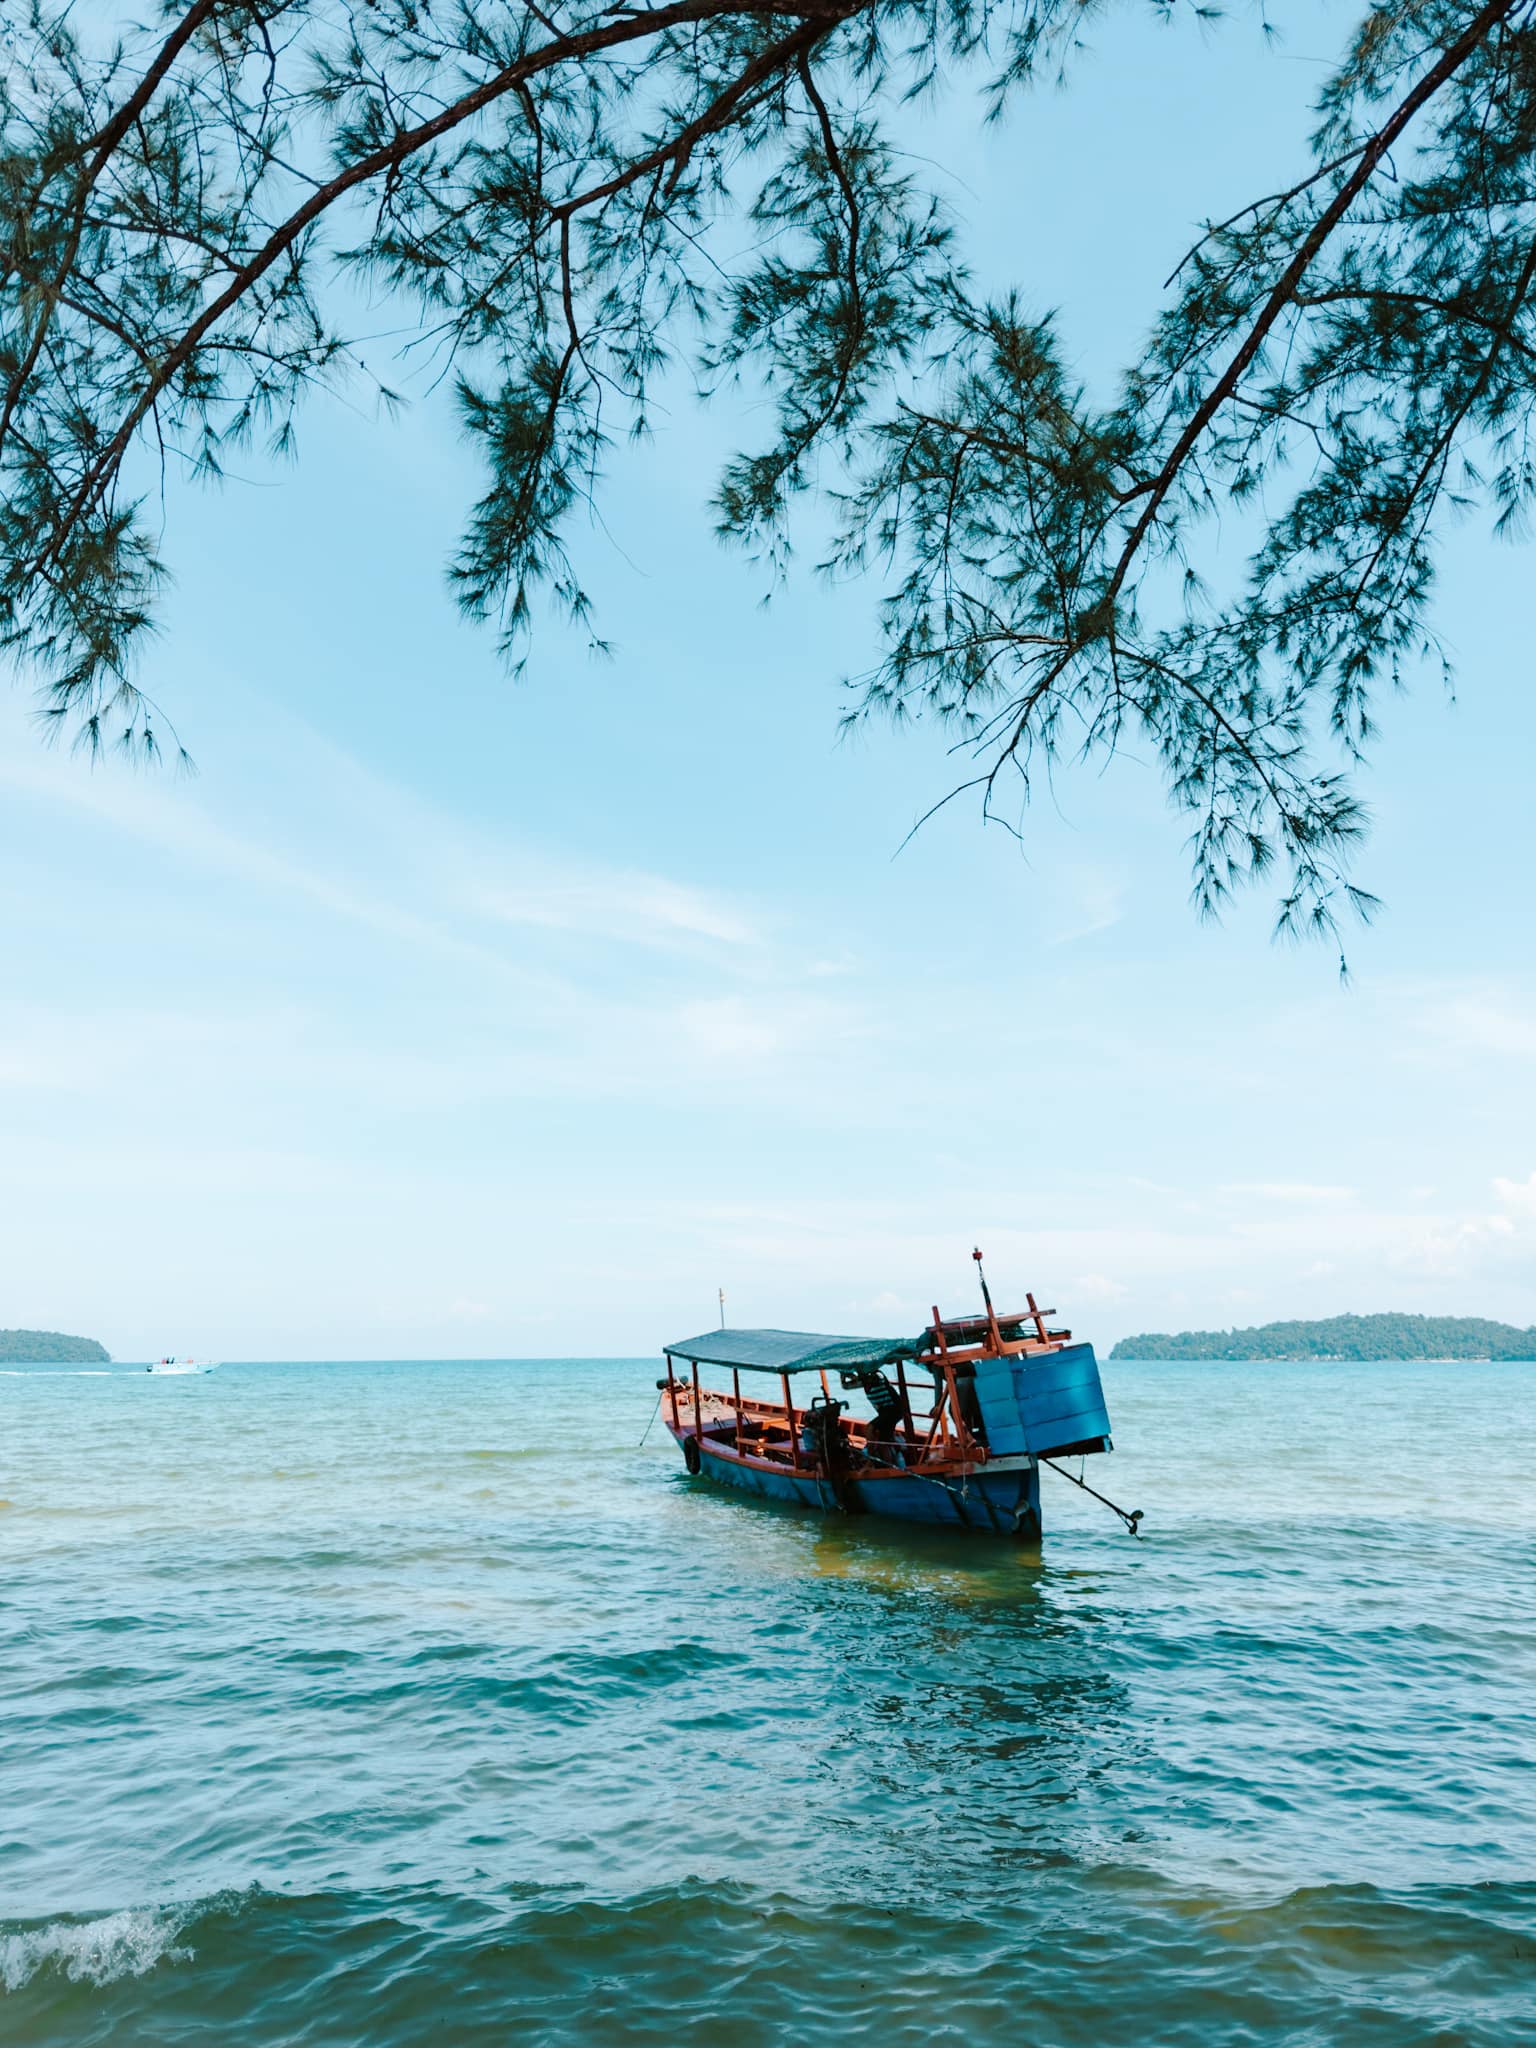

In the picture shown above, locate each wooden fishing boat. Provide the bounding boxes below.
[660,1254,1133,1537]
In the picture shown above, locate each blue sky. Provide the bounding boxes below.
[2,6,1533,1359]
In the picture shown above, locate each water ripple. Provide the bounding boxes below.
[2,1357,1533,2043]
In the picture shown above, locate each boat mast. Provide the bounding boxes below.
[972,1246,1002,1348]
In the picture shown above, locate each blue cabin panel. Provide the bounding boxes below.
[969,1345,1110,1457]
[985,1420,1030,1455]
[971,1360,1029,1454]
[1012,1344,1110,1455]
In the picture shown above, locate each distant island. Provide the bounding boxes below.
[0,1327,111,1363]
[1110,1312,1536,1362]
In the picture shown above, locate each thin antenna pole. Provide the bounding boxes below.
[718,1286,726,1330]
[972,1246,1001,1345]
[971,1247,995,1320]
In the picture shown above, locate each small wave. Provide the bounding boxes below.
[463,1448,552,1462]
[0,1906,190,1992]
[0,1369,113,1377]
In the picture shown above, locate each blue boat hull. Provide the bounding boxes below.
[683,1433,1042,1536]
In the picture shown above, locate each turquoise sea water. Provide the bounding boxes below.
[2,1356,1532,2044]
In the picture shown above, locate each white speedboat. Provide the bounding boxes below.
[146,1357,218,1374]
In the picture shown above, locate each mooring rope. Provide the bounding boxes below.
[650,1398,1141,1539]
[636,1390,663,1449]
[858,1444,1024,1532]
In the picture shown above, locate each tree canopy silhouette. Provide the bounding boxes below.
[3,0,1533,948]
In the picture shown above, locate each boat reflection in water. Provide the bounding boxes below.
[660,1252,1132,1539]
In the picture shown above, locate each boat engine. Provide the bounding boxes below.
[801,1395,861,1511]
[800,1393,847,1459]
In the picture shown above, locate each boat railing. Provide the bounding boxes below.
[663,1368,997,1470]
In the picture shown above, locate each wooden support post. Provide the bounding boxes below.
[1027,1291,1049,1346]
[943,1362,972,1457]
[667,1359,681,1435]
[733,1367,743,1450]
[918,1401,945,1460]
[782,1373,800,1469]
[692,1358,703,1447]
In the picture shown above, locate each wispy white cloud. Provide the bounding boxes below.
[1046,862,1126,946]
[675,992,867,1063]
[1065,1272,1130,1305]
[647,1167,1536,1344]
[445,1296,492,1322]
[475,875,757,948]
[6,692,1536,1356]
[1419,992,1536,1060]
[1492,1170,1536,1215]
[0,709,760,971]
[0,697,890,1133]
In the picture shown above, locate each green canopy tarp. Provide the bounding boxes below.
[663,1326,924,1375]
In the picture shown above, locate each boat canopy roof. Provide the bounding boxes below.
[664,1326,923,1375]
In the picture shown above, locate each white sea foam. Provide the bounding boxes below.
[0,1907,190,1992]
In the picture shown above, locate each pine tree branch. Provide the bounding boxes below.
[1106,0,1520,610]
[29,0,870,584]
[0,0,224,457]
[1347,231,1536,603]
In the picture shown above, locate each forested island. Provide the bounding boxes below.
[0,1327,111,1363]
[1110,1313,1536,1362]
